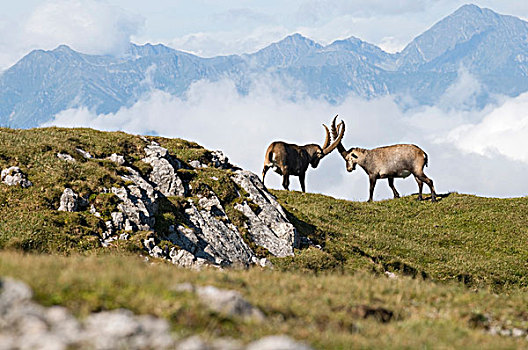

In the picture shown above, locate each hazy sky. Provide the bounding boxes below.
[4,0,528,200]
[3,0,528,69]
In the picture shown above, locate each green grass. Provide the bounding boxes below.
[273,191,528,291]
[2,127,528,348]
[1,251,527,349]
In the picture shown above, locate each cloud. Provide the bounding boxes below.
[0,0,144,69]
[445,92,528,163]
[44,71,528,200]
[24,0,144,56]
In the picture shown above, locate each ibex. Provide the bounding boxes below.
[262,121,345,192]
[330,116,437,202]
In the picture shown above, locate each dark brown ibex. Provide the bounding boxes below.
[331,116,437,202]
[262,121,345,192]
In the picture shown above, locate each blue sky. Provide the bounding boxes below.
[2,0,528,69]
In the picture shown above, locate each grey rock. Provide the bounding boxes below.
[170,247,208,269]
[231,170,298,257]
[176,335,211,350]
[189,160,203,169]
[75,148,92,159]
[111,211,124,230]
[1,167,32,188]
[58,188,80,212]
[56,153,75,162]
[143,144,186,197]
[176,336,243,350]
[196,285,264,321]
[89,204,101,218]
[108,153,125,165]
[83,309,174,350]
[246,336,313,350]
[210,150,230,169]
[112,167,159,231]
[178,201,254,266]
[0,277,177,350]
[512,328,525,337]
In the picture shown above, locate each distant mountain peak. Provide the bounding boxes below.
[53,44,74,53]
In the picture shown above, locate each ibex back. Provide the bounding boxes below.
[331,116,437,202]
[262,121,344,192]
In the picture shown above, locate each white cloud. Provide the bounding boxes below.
[0,0,144,69]
[445,92,528,163]
[24,0,143,56]
[45,73,528,201]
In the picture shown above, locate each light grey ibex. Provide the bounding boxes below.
[262,121,345,192]
[330,116,437,202]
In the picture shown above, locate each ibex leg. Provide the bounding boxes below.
[282,173,290,190]
[368,176,377,202]
[299,172,306,193]
[262,165,271,185]
[388,177,400,199]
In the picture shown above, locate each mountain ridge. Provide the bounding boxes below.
[3,4,528,127]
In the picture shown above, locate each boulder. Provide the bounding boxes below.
[231,170,298,257]
[107,153,125,165]
[0,277,177,350]
[57,153,76,162]
[58,188,85,212]
[246,336,313,350]
[195,285,265,322]
[112,167,159,231]
[143,144,186,197]
[1,167,32,188]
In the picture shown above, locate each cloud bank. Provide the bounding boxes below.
[45,71,528,201]
[1,0,144,69]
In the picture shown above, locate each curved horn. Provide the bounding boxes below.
[330,115,340,139]
[322,124,331,149]
[322,120,345,155]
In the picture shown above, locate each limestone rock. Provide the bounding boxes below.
[246,336,313,350]
[108,153,125,165]
[57,153,75,162]
[143,144,186,197]
[231,170,298,257]
[189,160,203,169]
[75,148,92,159]
[196,285,265,321]
[0,277,177,350]
[173,200,254,267]
[210,150,230,169]
[1,167,32,188]
[58,188,84,212]
[112,167,159,231]
[83,309,174,350]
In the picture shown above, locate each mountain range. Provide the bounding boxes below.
[2,4,528,128]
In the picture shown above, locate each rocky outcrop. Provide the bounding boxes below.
[174,283,265,321]
[112,167,159,231]
[0,277,313,350]
[232,170,299,257]
[0,277,175,350]
[58,188,87,212]
[142,143,186,197]
[57,139,299,269]
[1,167,32,188]
[57,153,75,162]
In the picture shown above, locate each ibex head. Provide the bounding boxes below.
[308,121,345,168]
[330,115,362,172]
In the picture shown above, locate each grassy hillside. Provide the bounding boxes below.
[273,191,528,291]
[1,127,528,348]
